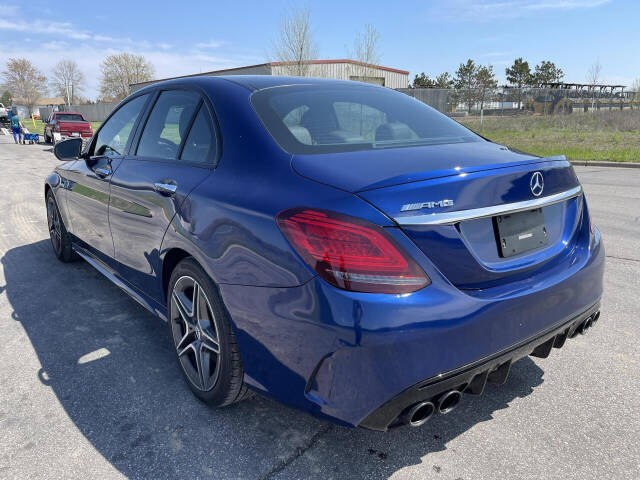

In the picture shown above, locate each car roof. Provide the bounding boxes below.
[220,75,367,91]
[54,112,85,116]
[140,75,377,94]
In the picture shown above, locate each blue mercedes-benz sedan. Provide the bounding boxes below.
[45,76,604,430]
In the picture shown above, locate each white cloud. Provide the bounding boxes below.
[196,40,225,49]
[0,8,262,100]
[481,51,510,57]
[523,0,612,9]
[0,4,19,17]
[432,0,612,21]
[0,18,91,39]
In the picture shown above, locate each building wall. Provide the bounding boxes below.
[130,64,272,93]
[130,62,408,93]
[271,63,408,89]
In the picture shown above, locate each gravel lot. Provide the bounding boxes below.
[0,135,638,480]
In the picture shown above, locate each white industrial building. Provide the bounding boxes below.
[131,59,409,92]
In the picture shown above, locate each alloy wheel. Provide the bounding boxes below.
[47,196,61,253]
[170,275,221,391]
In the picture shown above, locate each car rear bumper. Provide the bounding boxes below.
[59,133,92,139]
[220,225,605,428]
[359,301,601,430]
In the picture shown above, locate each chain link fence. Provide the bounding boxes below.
[397,87,640,117]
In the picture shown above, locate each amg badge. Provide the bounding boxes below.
[401,199,454,212]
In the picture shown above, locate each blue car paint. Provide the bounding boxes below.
[45,75,605,428]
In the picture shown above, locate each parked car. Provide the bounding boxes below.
[43,111,93,143]
[45,76,604,431]
[0,103,8,124]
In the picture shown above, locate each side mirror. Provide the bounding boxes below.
[53,137,83,161]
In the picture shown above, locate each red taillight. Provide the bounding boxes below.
[277,208,430,294]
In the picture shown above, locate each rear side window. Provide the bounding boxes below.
[55,113,85,122]
[251,84,481,154]
[180,106,216,164]
[137,90,200,160]
[94,94,149,157]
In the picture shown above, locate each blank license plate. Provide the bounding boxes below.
[72,132,80,137]
[494,208,549,257]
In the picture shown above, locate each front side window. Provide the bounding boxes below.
[251,85,481,154]
[94,94,149,157]
[136,90,200,160]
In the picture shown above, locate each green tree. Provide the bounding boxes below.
[412,72,434,88]
[434,72,454,89]
[532,60,564,86]
[475,64,498,112]
[0,90,10,106]
[454,59,478,113]
[505,57,532,110]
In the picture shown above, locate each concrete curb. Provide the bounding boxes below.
[570,160,640,169]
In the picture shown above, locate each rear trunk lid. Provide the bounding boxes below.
[292,141,585,290]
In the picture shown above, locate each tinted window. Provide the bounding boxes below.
[180,106,215,164]
[137,90,200,160]
[333,102,390,142]
[55,113,85,122]
[251,85,481,154]
[94,94,149,157]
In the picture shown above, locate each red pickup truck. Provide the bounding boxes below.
[44,112,93,143]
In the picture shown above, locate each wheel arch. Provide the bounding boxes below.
[161,247,193,302]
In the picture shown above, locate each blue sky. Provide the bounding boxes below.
[1,0,638,99]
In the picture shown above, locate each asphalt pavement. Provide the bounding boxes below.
[0,135,638,479]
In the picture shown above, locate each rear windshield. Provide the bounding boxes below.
[251,84,481,154]
[55,113,85,122]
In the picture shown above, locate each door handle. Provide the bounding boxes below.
[154,182,178,195]
[94,166,112,178]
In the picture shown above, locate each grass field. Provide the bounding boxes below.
[458,110,640,163]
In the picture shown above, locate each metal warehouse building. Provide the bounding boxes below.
[131,59,409,91]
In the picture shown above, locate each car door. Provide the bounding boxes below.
[64,94,150,263]
[108,88,217,301]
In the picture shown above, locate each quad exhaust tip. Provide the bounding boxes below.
[578,316,593,335]
[403,390,463,427]
[395,311,600,429]
[406,401,436,427]
[437,390,462,414]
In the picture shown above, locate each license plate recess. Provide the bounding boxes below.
[494,208,548,257]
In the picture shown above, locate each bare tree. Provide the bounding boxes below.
[632,77,640,103]
[99,53,155,101]
[350,24,381,83]
[586,60,602,112]
[271,6,317,77]
[1,58,47,115]
[51,59,85,106]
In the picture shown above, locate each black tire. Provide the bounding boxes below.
[46,190,75,262]
[167,258,250,406]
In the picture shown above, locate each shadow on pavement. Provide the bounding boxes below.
[2,240,544,479]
